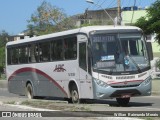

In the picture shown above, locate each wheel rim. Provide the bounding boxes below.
[72,90,79,103]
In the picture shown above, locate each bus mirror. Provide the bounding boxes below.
[88,45,92,58]
[147,42,153,61]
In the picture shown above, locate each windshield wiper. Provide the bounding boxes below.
[128,55,141,73]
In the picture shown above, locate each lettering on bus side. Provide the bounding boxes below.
[53,64,66,72]
[68,73,75,76]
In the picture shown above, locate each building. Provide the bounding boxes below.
[76,8,118,26]
[121,9,147,25]
[8,33,36,41]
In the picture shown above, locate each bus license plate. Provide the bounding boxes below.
[121,94,131,98]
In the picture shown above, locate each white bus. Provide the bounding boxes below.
[6,26,152,106]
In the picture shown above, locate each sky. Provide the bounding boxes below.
[0,0,156,35]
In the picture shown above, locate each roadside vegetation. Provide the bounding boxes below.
[6,99,91,111]
[21,100,91,111]
[135,1,160,45]
[141,117,160,120]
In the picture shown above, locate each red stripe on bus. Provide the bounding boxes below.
[108,80,144,85]
[8,67,68,97]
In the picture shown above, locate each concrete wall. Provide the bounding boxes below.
[121,10,147,25]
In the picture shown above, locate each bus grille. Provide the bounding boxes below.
[111,84,140,88]
[138,72,147,78]
[116,76,135,80]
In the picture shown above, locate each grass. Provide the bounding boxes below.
[6,101,16,104]
[20,100,91,111]
[141,117,160,120]
[0,74,6,80]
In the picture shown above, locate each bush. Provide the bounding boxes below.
[0,65,4,77]
[156,59,160,70]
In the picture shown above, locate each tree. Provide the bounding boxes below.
[0,30,9,75]
[0,30,8,47]
[27,1,76,35]
[135,0,160,44]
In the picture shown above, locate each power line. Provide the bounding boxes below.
[131,0,136,24]
[99,0,107,7]
[93,0,103,10]
[106,0,117,8]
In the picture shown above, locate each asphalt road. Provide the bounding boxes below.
[1,88,160,119]
[0,88,160,111]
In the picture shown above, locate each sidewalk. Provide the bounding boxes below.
[152,79,160,95]
[0,80,7,88]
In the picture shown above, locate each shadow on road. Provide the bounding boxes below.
[43,97,153,107]
[89,99,153,107]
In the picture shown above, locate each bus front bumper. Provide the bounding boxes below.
[93,77,152,99]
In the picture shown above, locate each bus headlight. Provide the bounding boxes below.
[142,76,152,86]
[93,78,109,88]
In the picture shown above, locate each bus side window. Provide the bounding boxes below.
[29,44,36,63]
[79,42,87,71]
[64,37,77,60]
[7,48,12,65]
[34,44,39,62]
[51,39,63,61]
[39,42,50,62]
[12,48,19,64]
[19,46,28,64]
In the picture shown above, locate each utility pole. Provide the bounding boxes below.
[117,0,121,25]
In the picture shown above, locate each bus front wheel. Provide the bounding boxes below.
[71,85,80,104]
[116,97,130,106]
[26,83,34,99]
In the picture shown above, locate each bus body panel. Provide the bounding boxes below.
[8,60,79,98]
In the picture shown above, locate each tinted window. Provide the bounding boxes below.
[79,42,87,71]
[64,37,77,60]
[7,48,11,65]
[39,42,50,62]
[12,48,19,64]
[19,46,28,64]
[51,39,63,61]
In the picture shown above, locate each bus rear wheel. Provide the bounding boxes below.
[116,97,130,106]
[26,83,34,99]
[71,85,80,104]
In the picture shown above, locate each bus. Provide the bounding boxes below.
[6,26,152,106]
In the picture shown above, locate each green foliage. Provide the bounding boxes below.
[156,59,160,70]
[135,17,151,35]
[0,30,8,47]
[0,31,9,69]
[0,47,5,65]
[27,1,76,35]
[0,66,3,73]
[135,0,160,44]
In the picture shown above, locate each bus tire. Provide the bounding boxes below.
[116,97,130,106]
[71,85,80,104]
[26,83,34,99]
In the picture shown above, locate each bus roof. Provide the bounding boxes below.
[6,25,141,46]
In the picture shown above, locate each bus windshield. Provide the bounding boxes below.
[91,32,150,73]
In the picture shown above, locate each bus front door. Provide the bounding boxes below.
[78,35,93,99]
